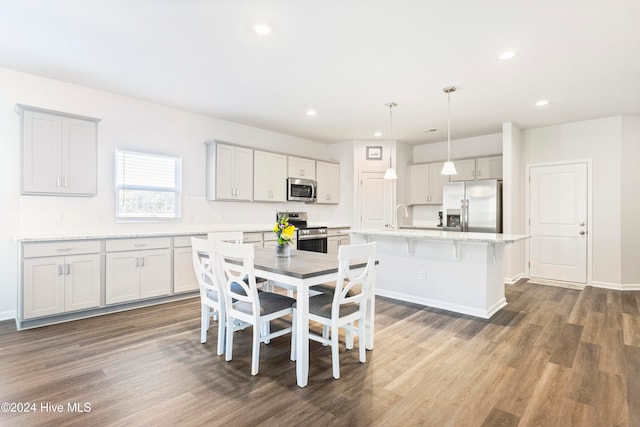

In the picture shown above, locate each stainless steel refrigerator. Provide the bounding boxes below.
[442,179,502,233]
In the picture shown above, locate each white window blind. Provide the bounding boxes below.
[115,149,182,221]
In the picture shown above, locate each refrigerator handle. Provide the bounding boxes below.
[460,198,465,231]
[464,199,469,231]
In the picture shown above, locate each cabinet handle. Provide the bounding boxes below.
[57,265,64,276]
[140,257,145,267]
[63,177,69,188]
[65,264,71,275]
[135,258,139,267]
[56,177,62,188]
[134,243,146,248]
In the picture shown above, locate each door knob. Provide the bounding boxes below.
[579,231,585,235]
[579,222,585,226]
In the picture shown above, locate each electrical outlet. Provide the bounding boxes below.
[419,270,426,280]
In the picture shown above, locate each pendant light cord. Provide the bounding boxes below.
[447,91,451,162]
[389,104,393,168]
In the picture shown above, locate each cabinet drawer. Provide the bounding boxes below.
[244,232,263,243]
[106,237,171,252]
[23,240,101,258]
[174,235,206,248]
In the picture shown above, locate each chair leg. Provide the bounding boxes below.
[359,318,366,363]
[263,322,271,344]
[252,322,261,375]
[201,305,209,344]
[331,324,340,379]
[216,310,226,356]
[290,310,297,361]
[322,325,329,346]
[346,323,354,350]
[225,315,234,362]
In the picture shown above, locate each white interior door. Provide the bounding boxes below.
[359,171,391,230]
[529,162,588,283]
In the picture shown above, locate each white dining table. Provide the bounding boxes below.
[251,247,375,387]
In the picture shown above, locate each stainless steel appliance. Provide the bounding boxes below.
[442,179,502,232]
[287,178,317,202]
[278,212,328,253]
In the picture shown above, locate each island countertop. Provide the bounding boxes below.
[350,229,529,244]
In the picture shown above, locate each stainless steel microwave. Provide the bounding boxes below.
[287,178,317,202]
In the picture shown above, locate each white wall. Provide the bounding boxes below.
[502,122,525,283]
[0,67,350,319]
[522,116,623,287]
[621,116,640,284]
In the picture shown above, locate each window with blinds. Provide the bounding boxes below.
[115,149,182,221]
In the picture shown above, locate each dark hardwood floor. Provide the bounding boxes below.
[1,282,638,426]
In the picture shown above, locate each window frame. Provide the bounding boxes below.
[114,148,183,223]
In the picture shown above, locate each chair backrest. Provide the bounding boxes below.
[191,237,219,300]
[214,241,260,319]
[208,231,243,243]
[332,242,377,316]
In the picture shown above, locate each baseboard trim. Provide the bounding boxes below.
[527,278,586,290]
[591,281,640,291]
[505,273,527,285]
[375,289,507,319]
[0,310,16,321]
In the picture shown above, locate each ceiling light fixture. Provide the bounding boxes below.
[253,24,271,35]
[374,131,382,137]
[383,102,398,180]
[535,99,549,107]
[441,86,458,176]
[306,109,317,116]
[499,51,516,60]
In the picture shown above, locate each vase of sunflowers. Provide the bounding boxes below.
[274,212,296,257]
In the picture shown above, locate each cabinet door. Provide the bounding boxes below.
[234,146,254,200]
[254,151,286,202]
[140,249,171,299]
[316,162,340,204]
[174,247,199,293]
[449,159,476,182]
[288,156,316,179]
[22,110,63,194]
[476,156,503,179]
[428,162,450,205]
[23,256,66,319]
[65,254,101,312]
[327,237,340,255]
[106,252,140,304]
[408,164,429,205]
[215,144,236,199]
[63,118,97,195]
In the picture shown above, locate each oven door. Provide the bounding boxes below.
[297,236,328,253]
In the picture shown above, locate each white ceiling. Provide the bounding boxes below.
[1,1,639,144]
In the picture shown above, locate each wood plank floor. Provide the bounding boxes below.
[1,282,639,426]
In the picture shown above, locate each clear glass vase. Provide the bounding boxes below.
[275,243,291,258]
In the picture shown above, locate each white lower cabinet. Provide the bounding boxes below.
[105,238,171,305]
[22,241,101,319]
[327,228,350,255]
[173,235,204,294]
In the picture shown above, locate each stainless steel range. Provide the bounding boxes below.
[278,212,328,253]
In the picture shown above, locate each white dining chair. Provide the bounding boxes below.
[215,240,296,376]
[191,237,227,355]
[291,242,376,379]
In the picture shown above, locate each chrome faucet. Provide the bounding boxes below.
[394,204,409,231]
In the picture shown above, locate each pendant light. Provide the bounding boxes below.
[383,102,398,180]
[441,86,458,175]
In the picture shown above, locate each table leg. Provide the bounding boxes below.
[296,285,309,387]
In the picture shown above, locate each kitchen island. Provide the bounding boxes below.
[349,229,529,318]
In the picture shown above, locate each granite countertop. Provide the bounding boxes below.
[16,223,353,242]
[350,229,530,244]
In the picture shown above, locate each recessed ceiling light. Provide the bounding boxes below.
[253,24,271,35]
[499,51,516,60]
[306,110,317,116]
[535,99,549,107]
[374,131,382,137]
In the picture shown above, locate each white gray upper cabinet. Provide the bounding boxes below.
[315,161,340,204]
[18,104,100,196]
[205,141,254,201]
[287,156,316,180]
